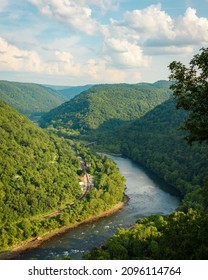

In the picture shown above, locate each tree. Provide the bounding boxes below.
[168,47,208,144]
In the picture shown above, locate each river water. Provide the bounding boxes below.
[16,155,180,260]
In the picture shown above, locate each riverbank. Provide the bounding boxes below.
[0,198,128,260]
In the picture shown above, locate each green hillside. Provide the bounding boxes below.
[84,99,208,261]
[0,100,125,250]
[40,80,208,210]
[59,85,93,99]
[40,82,172,136]
[0,80,68,117]
[96,98,208,210]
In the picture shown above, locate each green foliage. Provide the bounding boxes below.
[40,79,208,211]
[2,72,207,260]
[83,75,208,260]
[96,99,208,211]
[84,210,208,260]
[40,82,172,135]
[0,80,67,118]
[169,47,208,143]
[0,100,125,251]
[0,100,80,222]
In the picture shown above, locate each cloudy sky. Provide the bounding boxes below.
[0,0,208,85]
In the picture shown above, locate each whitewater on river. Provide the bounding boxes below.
[15,155,180,260]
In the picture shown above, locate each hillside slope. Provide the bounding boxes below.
[0,100,125,250]
[0,80,68,117]
[96,98,208,210]
[59,85,93,99]
[0,99,80,223]
[40,81,172,136]
[84,98,208,260]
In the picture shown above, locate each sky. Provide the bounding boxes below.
[0,0,207,86]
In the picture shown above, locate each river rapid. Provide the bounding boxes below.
[16,155,180,260]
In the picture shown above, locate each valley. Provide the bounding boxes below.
[0,0,208,265]
[0,73,208,260]
[13,155,179,260]
[0,99,125,256]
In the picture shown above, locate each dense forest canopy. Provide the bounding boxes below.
[169,47,208,143]
[40,81,172,136]
[0,80,68,118]
[0,56,207,259]
[84,210,208,260]
[84,49,208,260]
[0,99,79,229]
[95,98,208,210]
[39,77,208,211]
[0,100,125,250]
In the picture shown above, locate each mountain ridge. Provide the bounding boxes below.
[0,80,68,118]
[40,81,172,136]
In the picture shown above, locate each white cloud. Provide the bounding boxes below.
[108,5,208,55]
[2,2,207,85]
[0,37,45,73]
[175,8,208,44]
[0,37,82,76]
[0,36,138,84]
[85,58,128,83]
[28,0,98,35]
[89,0,119,14]
[104,38,150,68]
[97,4,208,78]
[54,50,81,76]
[123,4,175,42]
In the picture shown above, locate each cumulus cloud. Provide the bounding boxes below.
[175,7,208,44]
[97,3,208,77]
[0,37,81,76]
[28,0,120,35]
[28,0,98,35]
[104,38,150,68]
[108,4,208,55]
[0,37,45,72]
[2,3,207,84]
[123,4,175,41]
[145,7,208,48]
[0,36,134,84]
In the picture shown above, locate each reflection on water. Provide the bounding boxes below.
[16,155,180,260]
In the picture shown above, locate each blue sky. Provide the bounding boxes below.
[0,0,207,85]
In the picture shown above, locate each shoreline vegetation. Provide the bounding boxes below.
[0,103,127,260]
[0,196,129,260]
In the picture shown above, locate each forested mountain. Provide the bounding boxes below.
[40,80,208,210]
[59,85,93,99]
[0,80,68,117]
[40,82,172,136]
[83,98,208,261]
[0,100,125,251]
[1,76,207,259]
[95,99,208,210]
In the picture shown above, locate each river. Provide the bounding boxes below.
[15,155,180,260]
